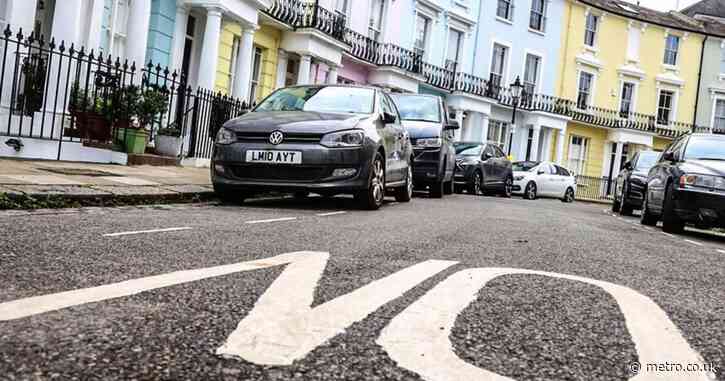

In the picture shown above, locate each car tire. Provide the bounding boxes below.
[618,182,634,216]
[468,171,483,196]
[444,179,454,195]
[524,181,537,200]
[214,185,246,205]
[394,163,414,203]
[640,190,658,226]
[430,180,444,199]
[662,182,685,234]
[612,189,621,212]
[502,176,513,198]
[562,187,575,203]
[454,185,464,194]
[355,152,385,210]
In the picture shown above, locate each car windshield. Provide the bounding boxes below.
[391,95,441,123]
[513,161,540,172]
[255,86,375,114]
[635,152,659,170]
[684,136,725,161]
[455,144,483,156]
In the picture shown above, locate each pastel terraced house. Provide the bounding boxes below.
[556,0,717,181]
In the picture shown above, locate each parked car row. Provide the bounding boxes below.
[611,133,725,235]
[210,85,578,210]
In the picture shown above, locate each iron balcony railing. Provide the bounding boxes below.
[265,0,347,42]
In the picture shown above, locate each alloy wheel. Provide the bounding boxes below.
[372,158,385,205]
[565,188,575,203]
[474,173,483,195]
[406,166,413,198]
[504,177,513,197]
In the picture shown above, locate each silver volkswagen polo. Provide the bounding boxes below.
[211,85,414,210]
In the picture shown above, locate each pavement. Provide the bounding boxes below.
[0,193,723,380]
[0,159,214,208]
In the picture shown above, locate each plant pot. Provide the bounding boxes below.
[72,111,111,141]
[115,127,149,154]
[155,134,183,157]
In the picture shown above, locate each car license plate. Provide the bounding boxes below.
[246,150,302,164]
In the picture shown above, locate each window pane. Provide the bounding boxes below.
[497,0,511,20]
[585,14,598,46]
[524,54,540,93]
[664,35,679,65]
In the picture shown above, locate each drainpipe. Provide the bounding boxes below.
[470,2,483,76]
[693,35,707,130]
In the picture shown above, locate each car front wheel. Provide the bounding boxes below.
[502,176,513,198]
[394,163,413,202]
[524,181,537,200]
[468,171,483,196]
[562,187,575,203]
[640,190,658,226]
[662,183,685,234]
[355,152,386,210]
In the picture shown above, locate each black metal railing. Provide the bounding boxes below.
[265,0,346,42]
[187,88,251,159]
[377,43,422,74]
[575,175,615,202]
[344,29,380,64]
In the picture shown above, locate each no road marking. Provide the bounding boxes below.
[378,268,712,381]
[103,227,192,237]
[245,217,297,224]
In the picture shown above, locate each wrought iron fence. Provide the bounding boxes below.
[265,0,346,42]
[575,175,615,202]
[187,88,251,159]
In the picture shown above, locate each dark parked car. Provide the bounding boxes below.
[612,151,659,215]
[641,133,725,233]
[211,85,414,210]
[453,142,514,197]
[390,94,458,198]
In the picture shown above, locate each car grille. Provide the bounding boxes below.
[235,131,323,144]
[230,165,329,182]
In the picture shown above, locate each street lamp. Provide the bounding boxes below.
[507,76,524,155]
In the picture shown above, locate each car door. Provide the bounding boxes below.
[552,165,569,197]
[617,153,636,199]
[380,93,404,182]
[537,164,558,196]
[481,144,497,185]
[493,146,509,183]
[649,138,684,211]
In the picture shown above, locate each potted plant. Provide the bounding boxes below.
[155,126,183,157]
[108,86,144,154]
[67,82,111,141]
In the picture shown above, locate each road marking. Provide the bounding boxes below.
[684,239,704,247]
[662,232,675,238]
[718,250,725,254]
[0,251,319,321]
[378,268,711,381]
[244,217,297,224]
[217,254,457,365]
[103,227,192,237]
[316,211,347,217]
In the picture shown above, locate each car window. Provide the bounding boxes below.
[539,164,555,174]
[455,144,483,156]
[390,95,441,123]
[683,135,725,161]
[555,165,571,176]
[634,152,659,170]
[381,93,395,117]
[494,146,506,158]
[483,145,495,158]
[664,137,686,161]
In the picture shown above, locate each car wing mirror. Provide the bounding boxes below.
[444,120,460,130]
[623,161,633,170]
[662,151,676,162]
[382,112,397,124]
[482,152,493,160]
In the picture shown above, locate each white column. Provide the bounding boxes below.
[541,128,552,162]
[86,0,106,50]
[170,2,191,74]
[464,113,478,141]
[276,49,288,89]
[233,27,256,101]
[297,55,312,85]
[480,115,490,144]
[454,108,465,142]
[197,7,223,90]
[556,129,566,165]
[126,0,152,67]
[50,0,83,45]
[327,66,339,84]
[44,0,83,122]
[612,142,624,177]
[529,124,541,162]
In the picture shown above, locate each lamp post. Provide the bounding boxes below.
[507,76,524,156]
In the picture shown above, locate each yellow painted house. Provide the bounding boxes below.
[213,20,282,104]
[556,0,706,179]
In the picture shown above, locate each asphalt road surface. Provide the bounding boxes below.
[1,193,723,381]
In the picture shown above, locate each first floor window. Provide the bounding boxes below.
[657,90,674,125]
[446,29,463,71]
[369,0,385,41]
[101,0,130,59]
[335,0,350,22]
[249,47,263,103]
[488,120,510,152]
[523,54,541,95]
[620,82,635,118]
[414,14,430,57]
[568,136,589,175]
[490,43,508,89]
[497,0,513,21]
[714,99,725,132]
[577,72,594,110]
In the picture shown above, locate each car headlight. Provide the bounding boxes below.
[320,130,365,148]
[415,138,442,148]
[680,174,725,190]
[215,127,236,145]
[514,175,525,181]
